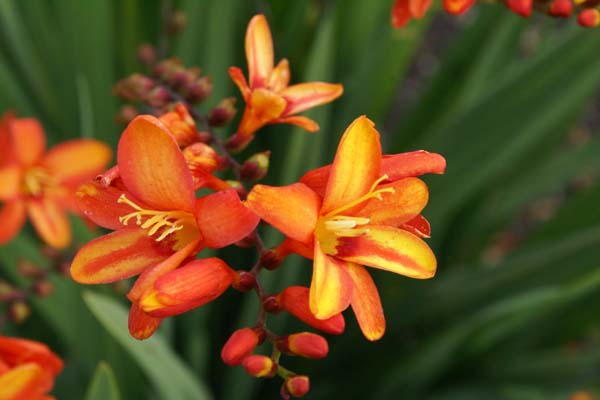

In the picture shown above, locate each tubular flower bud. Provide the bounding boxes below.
[285,375,310,398]
[578,9,600,27]
[114,73,155,101]
[221,328,262,366]
[33,281,54,298]
[146,86,171,108]
[278,286,345,335]
[242,355,277,378]
[548,0,572,17]
[208,97,237,126]
[506,0,533,16]
[186,76,213,103]
[159,104,201,147]
[240,151,271,182]
[232,271,256,292]
[263,295,281,313]
[278,332,329,359]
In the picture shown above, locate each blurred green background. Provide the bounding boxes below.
[1,0,600,399]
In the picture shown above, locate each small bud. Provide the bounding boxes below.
[548,0,571,17]
[225,180,246,197]
[182,142,220,172]
[278,286,345,335]
[154,58,184,83]
[221,327,262,365]
[33,281,54,298]
[578,9,600,27]
[0,280,16,301]
[242,355,277,378]
[240,151,270,182]
[278,332,329,359]
[40,246,61,261]
[8,301,31,324]
[114,73,155,101]
[137,43,157,67]
[208,98,237,126]
[115,105,139,125]
[17,259,43,279]
[260,250,283,271]
[506,0,533,16]
[232,271,256,292]
[159,104,200,147]
[186,77,213,103]
[285,376,310,398]
[263,295,281,314]
[168,10,188,34]
[146,86,171,108]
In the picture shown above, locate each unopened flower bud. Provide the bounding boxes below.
[146,86,171,108]
[263,295,281,314]
[285,376,310,398]
[278,286,345,335]
[506,0,532,16]
[578,9,600,27]
[186,77,213,103]
[278,332,329,359]
[154,58,184,82]
[225,180,246,197]
[115,105,139,125]
[114,73,155,101]
[208,98,237,126]
[168,10,188,34]
[137,43,157,67]
[0,280,16,301]
[17,259,43,278]
[221,327,262,365]
[240,151,270,182]
[260,250,283,271]
[232,271,256,292]
[242,355,277,378]
[8,301,31,323]
[548,0,571,17]
[34,280,54,298]
[159,104,200,147]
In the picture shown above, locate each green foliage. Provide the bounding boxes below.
[0,1,599,399]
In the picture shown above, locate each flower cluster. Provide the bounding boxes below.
[66,14,445,397]
[391,0,600,29]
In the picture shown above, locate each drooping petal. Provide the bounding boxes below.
[247,183,320,244]
[310,243,353,319]
[0,363,51,400]
[117,116,195,212]
[140,258,234,317]
[0,166,21,200]
[7,117,46,166]
[245,14,274,88]
[322,116,382,214]
[76,182,142,230]
[278,286,345,335]
[128,303,162,340]
[280,82,343,116]
[401,214,431,238]
[391,0,412,28]
[275,115,319,133]
[354,178,429,227]
[228,67,251,101]
[27,198,70,249]
[42,140,112,185]
[237,89,287,137]
[0,201,26,244]
[195,189,260,248]
[443,0,476,14]
[346,264,385,341]
[267,59,290,92]
[382,151,446,180]
[70,227,173,284]
[409,0,433,18]
[335,225,436,279]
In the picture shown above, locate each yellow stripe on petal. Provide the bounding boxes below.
[247,183,320,244]
[346,264,385,341]
[245,14,274,88]
[27,198,71,249]
[267,59,290,92]
[309,244,353,319]
[0,363,48,400]
[335,225,436,279]
[322,116,382,214]
[280,82,343,116]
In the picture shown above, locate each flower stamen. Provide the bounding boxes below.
[324,174,394,218]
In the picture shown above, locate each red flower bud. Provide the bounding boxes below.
[506,0,533,16]
[278,332,329,359]
[115,105,139,125]
[186,76,213,103]
[240,151,270,182]
[221,328,261,365]
[232,271,256,292]
[146,86,171,108]
[8,301,31,324]
[242,355,277,378]
[578,9,600,27]
[33,281,54,298]
[137,43,157,67]
[17,259,43,278]
[278,286,345,335]
[263,295,281,313]
[548,0,571,17]
[285,376,310,398]
[208,97,237,126]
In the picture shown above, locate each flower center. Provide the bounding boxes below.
[23,167,56,197]
[118,194,195,242]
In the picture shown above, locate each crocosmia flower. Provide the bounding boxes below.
[227,14,343,151]
[0,112,111,248]
[247,116,445,341]
[0,336,63,400]
[71,115,259,339]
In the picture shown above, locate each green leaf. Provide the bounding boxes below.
[83,291,213,400]
[85,362,122,400]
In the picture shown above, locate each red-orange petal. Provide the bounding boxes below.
[245,14,274,88]
[335,225,437,279]
[0,201,26,244]
[443,0,476,14]
[278,286,345,335]
[346,264,385,341]
[195,189,260,248]
[310,243,353,319]
[322,116,382,214]
[409,0,433,18]
[0,363,51,400]
[401,214,431,238]
[275,115,319,133]
[280,82,343,116]
[299,165,329,197]
[7,117,46,166]
[267,59,290,92]
[382,151,446,180]
[70,227,173,284]
[42,140,112,186]
[0,337,63,375]
[27,198,70,249]
[228,67,251,101]
[117,116,195,212]
[391,0,412,28]
[128,303,162,340]
[247,183,320,244]
[0,166,21,200]
[354,177,429,227]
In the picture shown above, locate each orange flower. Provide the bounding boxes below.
[0,112,111,248]
[391,0,475,28]
[226,14,343,151]
[71,115,259,339]
[0,336,63,400]
[247,116,445,341]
